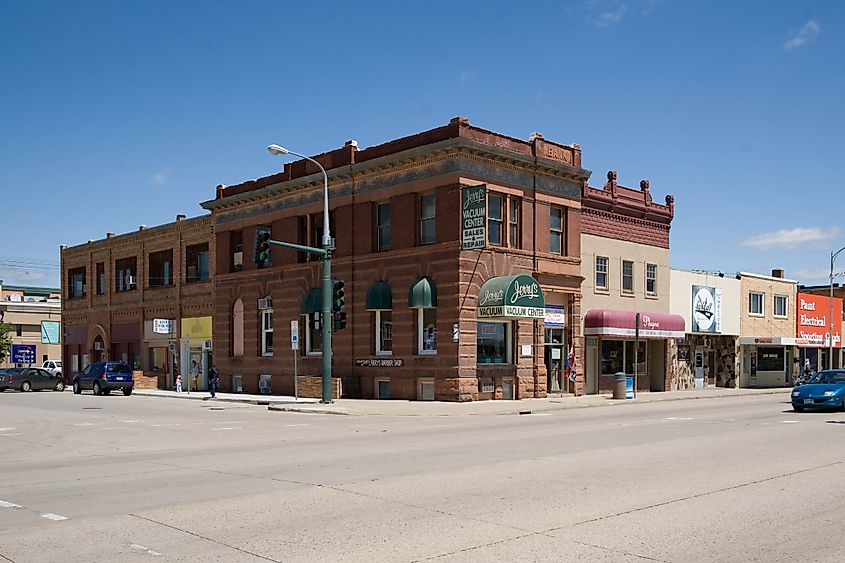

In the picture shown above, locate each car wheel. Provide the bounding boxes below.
[93,381,102,396]
[123,388,133,396]
[21,381,32,392]
[55,381,65,392]
[793,405,804,412]
[73,381,81,394]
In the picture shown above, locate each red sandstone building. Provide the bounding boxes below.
[203,118,589,400]
[60,215,214,390]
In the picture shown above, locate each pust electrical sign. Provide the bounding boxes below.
[797,293,843,347]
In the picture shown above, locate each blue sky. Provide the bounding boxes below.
[1,0,843,288]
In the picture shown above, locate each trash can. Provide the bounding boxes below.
[626,376,634,399]
[613,372,627,399]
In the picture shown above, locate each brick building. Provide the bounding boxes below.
[579,171,682,394]
[60,215,214,389]
[203,117,590,400]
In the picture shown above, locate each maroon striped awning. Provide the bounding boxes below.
[584,309,685,339]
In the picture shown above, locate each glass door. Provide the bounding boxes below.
[544,328,565,392]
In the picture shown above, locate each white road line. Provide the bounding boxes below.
[130,543,163,557]
[212,427,242,431]
[664,417,677,420]
[0,433,23,436]
[678,417,694,420]
[122,419,141,423]
[782,420,801,424]
[101,427,125,430]
[40,513,67,521]
[0,427,16,431]
[0,500,22,508]
[73,422,95,427]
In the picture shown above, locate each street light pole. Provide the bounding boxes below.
[829,246,845,371]
[268,144,333,404]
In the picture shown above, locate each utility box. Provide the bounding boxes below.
[259,374,271,395]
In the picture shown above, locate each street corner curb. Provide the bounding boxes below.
[267,405,351,415]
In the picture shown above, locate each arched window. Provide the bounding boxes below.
[233,299,244,357]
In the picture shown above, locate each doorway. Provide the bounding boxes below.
[544,328,565,393]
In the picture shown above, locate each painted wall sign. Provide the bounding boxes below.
[461,184,486,250]
[691,285,722,333]
[796,292,843,347]
[355,358,405,367]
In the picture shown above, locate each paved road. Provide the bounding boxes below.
[0,391,843,562]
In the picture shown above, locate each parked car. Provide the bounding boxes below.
[72,362,134,396]
[791,370,845,412]
[42,359,63,380]
[0,367,66,392]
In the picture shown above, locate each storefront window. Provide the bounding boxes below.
[304,312,322,355]
[418,308,437,354]
[624,341,647,374]
[758,347,784,371]
[376,310,393,355]
[477,322,510,364]
[601,340,624,375]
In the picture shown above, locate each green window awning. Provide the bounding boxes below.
[477,274,545,319]
[300,288,323,314]
[408,276,437,308]
[366,281,392,310]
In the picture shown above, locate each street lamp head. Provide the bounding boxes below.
[267,144,289,155]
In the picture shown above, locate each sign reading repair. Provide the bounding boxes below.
[461,184,486,250]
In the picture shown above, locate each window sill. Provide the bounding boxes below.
[418,350,438,356]
[620,292,635,298]
[748,313,765,317]
[261,353,274,358]
[773,315,788,319]
[594,288,610,295]
[376,351,393,357]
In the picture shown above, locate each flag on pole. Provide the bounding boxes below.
[564,345,576,382]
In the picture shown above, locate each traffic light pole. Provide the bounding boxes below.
[268,239,333,404]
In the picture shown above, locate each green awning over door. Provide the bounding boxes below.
[300,288,323,314]
[366,281,392,310]
[477,274,545,319]
[408,276,437,308]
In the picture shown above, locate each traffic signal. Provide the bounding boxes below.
[333,310,347,331]
[254,230,270,268]
[332,278,345,312]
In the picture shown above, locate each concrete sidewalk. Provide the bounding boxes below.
[132,386,792,416]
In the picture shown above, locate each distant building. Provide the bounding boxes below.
[0,281,62,368]
[795,284,844,370]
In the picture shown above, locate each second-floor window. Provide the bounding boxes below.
[488,194,504,246]
[261,306,273,356]
[622,260,634,294]
[774,295,788,318]
[230,230,244,272]
[308,212,336,260]
[69,267,86,298]
[596,256,608,289]
[420,193,436,245]
[115,257,137,292]
[550,207,564,254]
[186,243,209,282]
[96,263,105,295]
[646,263,657,295]
[749,292,765,315]
[149,250,173,287]
[377,203,391,251]
[509,198,521,249]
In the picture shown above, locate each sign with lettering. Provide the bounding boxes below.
[461,184,486,250]
[355,358,405,367]
[544,305,565,327]
[691,286,722,333]
[477,275,545,319]
[153,318,174,335]
[796,293,843,347]
[291,320,299,350]
[11,344,36,364]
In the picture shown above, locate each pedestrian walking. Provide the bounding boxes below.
[209,365,220,398]
[190,360,199,391]
[175,373,183,393]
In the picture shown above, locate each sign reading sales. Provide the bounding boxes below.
[796,293,843,347]
[461,184,486,250]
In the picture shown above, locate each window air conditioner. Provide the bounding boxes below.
[203,339,213,351]
[258,297,272,310]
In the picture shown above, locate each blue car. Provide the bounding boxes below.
[791,370,845,412]
[72,361,134,396]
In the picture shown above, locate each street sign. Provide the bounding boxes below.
[461,184,486,250]
[291,320,299,350]
[11,344,36,364]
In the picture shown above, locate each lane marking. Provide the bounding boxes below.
[782,420,801,424]
[0,427,16,431]
[130,543,163,557]
[40,513,67,521]
[0,433,23,436]
[122,419,141,423]
[73,423,95,427]
[0,500,22,508]
[102,427,125,430]
[212,427,242,431]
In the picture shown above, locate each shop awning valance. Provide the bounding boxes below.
[300,288,323,314]
[584,309,685,339]
[408,276,437,308]
[366,281,392,310]
[477,274,545,319]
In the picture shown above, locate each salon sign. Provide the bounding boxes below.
[477,274,546,319]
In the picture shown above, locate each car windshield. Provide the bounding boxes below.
[55,361,62,367]
[809,371,845,385]
[106,363,132,374]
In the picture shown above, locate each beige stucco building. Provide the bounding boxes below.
[0,282,62,369]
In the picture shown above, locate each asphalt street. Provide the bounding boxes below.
[0,391,843,562]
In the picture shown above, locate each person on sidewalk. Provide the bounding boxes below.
[175,373,183,393]
[209,365,220,398]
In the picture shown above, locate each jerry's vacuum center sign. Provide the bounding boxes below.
[477,275,546,319]
[461,184,486,250]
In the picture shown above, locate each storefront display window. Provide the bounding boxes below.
[418,308,437,354]
[376,310,392,355]
[624,341,647,374]
[757,347,784,371]
[601,340,624,375]
[477,322,510,364]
